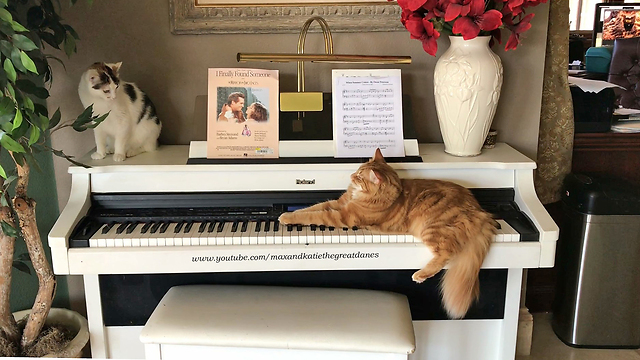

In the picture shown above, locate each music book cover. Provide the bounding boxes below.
[207,68,279,158]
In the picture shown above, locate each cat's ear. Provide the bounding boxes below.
[372,148,385,162]
[108,62,122,75]
[368,169,382,185]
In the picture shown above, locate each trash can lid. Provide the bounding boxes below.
[562,173,640,215]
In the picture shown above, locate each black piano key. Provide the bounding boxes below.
[319,225,326,231]
[352,226,358,231]
[159,222,170,233]
[217,222,225,232]
[264,221,271,232]
[255,220,262,232]
[296,224,303,232]
[198,222,207,233]
[240,221,248,233]
[231,221,239,232]
[150,222,162,234]
[328,226,335,231]
[174,221,186,233]
[184,221,194,233]
[286,224,293,232]
[342,227,349,232]
[116,222,130,234]
[310,224,317,231]
[496,222,502,230]
[207,221,217,233]
[273,222,279,232]
[125,222,139,234]
[102,222,115,234]
[141,222,152,234]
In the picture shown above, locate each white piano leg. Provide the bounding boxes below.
[84,274,109,358]
[499,269,523,360]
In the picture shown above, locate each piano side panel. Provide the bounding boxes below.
[514,169,559,267]
[49,174,91,275]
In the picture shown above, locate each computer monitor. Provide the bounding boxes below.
[592,2,640,47]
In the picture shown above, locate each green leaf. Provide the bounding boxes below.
[48,108,60,129]
[10,48,26,73]
[23,96,34,112]
[1,220,16,237]
[0,97,15,125]
[4,175,16,187]
[5,83,14,99]
[0,195,6,207]
[63,33,76,58]
[0,8,12,22]
[12,261,31,275]
[28,125,39,145]
[11,34,38,51]
[0,0,8,7]
[11,21,28,32]
[15,79,49,99]
[0,164,6,179]
[11,108,21,130]
[0,40,12,59]
[0,131,25,153]
[64,25,79,40]
[19,51,38,74]
[3,58,15,83]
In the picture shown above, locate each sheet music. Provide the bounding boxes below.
[332,69,405,158]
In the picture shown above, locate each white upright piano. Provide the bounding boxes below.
[49,142,558,360]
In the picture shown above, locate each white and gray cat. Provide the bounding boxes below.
[78,62,161,162]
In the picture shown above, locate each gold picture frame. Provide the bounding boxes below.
[169,0,403,34]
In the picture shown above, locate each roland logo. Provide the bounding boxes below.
[296,179,316,185]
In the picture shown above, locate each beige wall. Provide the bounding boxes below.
[48,0,550,310]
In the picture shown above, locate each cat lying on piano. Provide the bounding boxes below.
[278,148,497,319]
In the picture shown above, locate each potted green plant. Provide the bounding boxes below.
[0,0,106,356]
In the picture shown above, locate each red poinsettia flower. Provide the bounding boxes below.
[504,13,534,50]
[402,10,441,55]
[451,0,503,40]
[444,0,473,22]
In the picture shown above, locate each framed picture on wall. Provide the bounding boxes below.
[169,0,403,34]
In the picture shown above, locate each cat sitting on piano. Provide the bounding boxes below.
[78,62,162,162]
[278,149,497,319]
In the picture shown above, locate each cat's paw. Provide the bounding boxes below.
[412,269,436,283]
[112,153,126,162]
[278,212,295,224]
[105,147,114,155]
[91,152,106,160]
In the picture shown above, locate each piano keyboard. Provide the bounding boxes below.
[85,219,520,248]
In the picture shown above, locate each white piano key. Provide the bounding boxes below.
[222,222,235,245]
[248,221,259,245]
[89,224,117,248]
[264,221,275,245]
[120,223,143,247]
[290,225,301,245]
[231,222,244,245]
[495,219,519,243]
[274,223,285,245]
[362,228,373,243]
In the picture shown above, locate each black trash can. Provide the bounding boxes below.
[552,173,640,348]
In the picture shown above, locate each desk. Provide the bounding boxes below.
[572,132,640,187]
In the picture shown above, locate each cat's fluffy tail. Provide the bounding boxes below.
[440,219,494,319]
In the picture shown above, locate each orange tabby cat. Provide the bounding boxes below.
[278,149,496,318]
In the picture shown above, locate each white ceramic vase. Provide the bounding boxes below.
[433,35,503,156]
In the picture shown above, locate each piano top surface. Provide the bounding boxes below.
[69,143,536,174]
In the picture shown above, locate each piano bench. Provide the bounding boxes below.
[139,285,416,360]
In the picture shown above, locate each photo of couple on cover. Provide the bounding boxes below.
[217,87,270,123]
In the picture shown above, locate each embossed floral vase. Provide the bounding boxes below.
[433,36,503,156]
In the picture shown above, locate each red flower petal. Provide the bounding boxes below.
[469,0,485,16]
[452,16,481,39]
[478,9,503,31]
[422,35,439,56]
[505,32,519,50]
[445,3,463,21]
